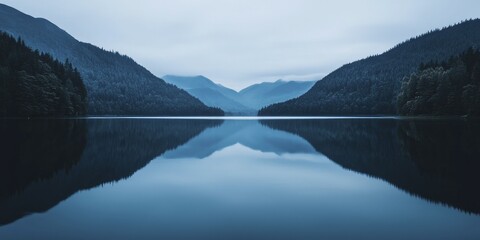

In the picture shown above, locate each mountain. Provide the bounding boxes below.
[162,75,254,115]
[163,75,315,114]
[163,75,238,98]
[0,4,222,116]
[0,32,87,117]
[259,19,480,116]
[187,88,254,115]
[239,80,315,109]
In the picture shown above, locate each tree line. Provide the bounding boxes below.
[0,32,87,116]
[398,47,480,116]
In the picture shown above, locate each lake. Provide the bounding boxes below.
[1,117,480,240]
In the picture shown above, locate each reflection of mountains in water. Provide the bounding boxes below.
[162,120,317,159]
[2,118,479,226]
[262,119,480,215]
[0,119,221,226]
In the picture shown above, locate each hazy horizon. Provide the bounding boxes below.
[2,0,480,90]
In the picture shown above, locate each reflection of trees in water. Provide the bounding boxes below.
[0,119,87,198]
[262,119,480,214]
[0,119,220,226]
[77,119,221,186]
[397,120,480,213]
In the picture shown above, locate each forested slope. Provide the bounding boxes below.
[260,19,480,116]
[0,32,86,117]
[0,4,222,116]
[397,48,480,116]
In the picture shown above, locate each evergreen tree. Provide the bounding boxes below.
[397,48,480,116]
[0,32,87,117]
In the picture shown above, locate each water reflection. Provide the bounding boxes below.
[262,119,480,214]
[0,119,220,225]
[0,119,87,198]
[1,118,480,239]
[163,120,317,159]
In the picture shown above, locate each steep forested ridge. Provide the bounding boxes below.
[0,32,87,117]
[0,4,223,116]
[398,48,480,116]
[259,19,480,116]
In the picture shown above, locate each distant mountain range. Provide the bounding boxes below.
[0,4,222,116]
[163,75,315,114]
[163,75,254,114]
[239,80,316,110]
[260,19,480,116]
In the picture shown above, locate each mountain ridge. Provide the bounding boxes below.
[164,75,315,114]
[0,3,222,116]
[259,19,480,116]
[240,80,316,109]
[162,75,254,114]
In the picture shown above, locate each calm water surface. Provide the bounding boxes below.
[0,118,479,239]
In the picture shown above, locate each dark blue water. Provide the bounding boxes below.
[0,118,479,239]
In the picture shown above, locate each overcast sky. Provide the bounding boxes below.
[3,0,480,90]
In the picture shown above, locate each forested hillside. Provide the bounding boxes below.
[0,4,222,116]
[0,32,86,117]
[398,48,480,116]
[259,19,480,116]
